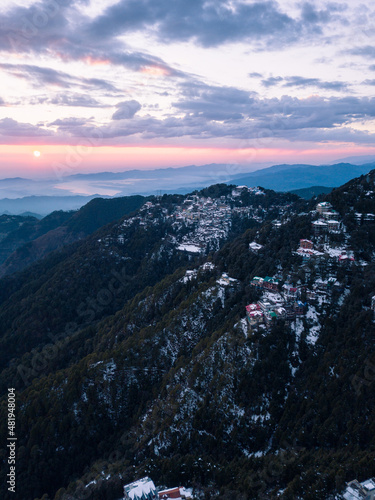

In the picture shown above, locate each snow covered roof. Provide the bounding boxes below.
[124,477,156,500]
[246,303,260,312]
[312,220,327,226]
[362,479,375,491]
[177,244,202,253]
[249,241,263,251]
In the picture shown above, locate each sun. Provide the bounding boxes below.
[33,150,41,158]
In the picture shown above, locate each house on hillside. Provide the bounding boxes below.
[158,487,193,499]
[251,276,264,289]
[246,303,264,327]
[316,201,332,214]
[312,219,328,235]
[300,239,313,249]
[249,241,263,252]
[263,276,279,291]
[294,301,305,316]
[342,477,375,499]
[123,477,156,500]
[322,209,340,220]
[283,284,298,300]
[327,219,341,232]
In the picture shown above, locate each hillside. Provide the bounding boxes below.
[290,186,333,199]
[0,176,375,499]
[0,195,145,277]
[0,211,74,265]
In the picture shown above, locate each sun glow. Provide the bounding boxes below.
[33,151,41,157]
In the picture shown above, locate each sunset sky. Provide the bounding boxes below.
[1,0,375,178]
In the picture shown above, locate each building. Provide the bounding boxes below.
[327,219,340,232]
[124,477,156,500]
[316,201,333,214]
[284,303,296,321]
[294,301,305,316]
[300,239,313,249]
[274,306,286,319]
[372,296,375,318]
[249,241,263,252]
[246,304,263,326]
[283,284,298,300]
[342,477,375,499]
[158,487,193,499]
[251,276,264,289]
[250,276,279,291]
[339,251,355,263]
[263,276,279,291]
[259,300,273,313]
[322,209,340,220]
[312,220,328,235]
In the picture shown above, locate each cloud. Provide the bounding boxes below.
[283,76,349,91]
[0,97,5,106]
[261,75,349,91]
[0,118,53,138]
[300,2,347,26]
[48,94,108,108]
[0,0,183,77]
[262,76,284,87]
[249,72,263,78]
[0,63,122,93]
[112,100,142,120]
[48,117,92,128]
[86,0,346,49]
[349,46,375,59]
[2,91,375,147]
[173,81,258,121]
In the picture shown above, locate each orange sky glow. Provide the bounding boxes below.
[1,144,375,178]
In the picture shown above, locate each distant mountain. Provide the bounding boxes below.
[333,155,375,165]
[0,195,107,216]
[290,186,334,199]
[0,161,367,202]
[231,162,374,191]
[19,211,43,219]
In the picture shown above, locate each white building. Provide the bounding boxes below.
[124,477,156,500]
[249,241,263,252]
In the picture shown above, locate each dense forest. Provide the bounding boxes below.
[0,173,375,499]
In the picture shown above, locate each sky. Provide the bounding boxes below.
[1,0,375,179]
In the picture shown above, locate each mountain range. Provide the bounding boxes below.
[0,159,374,215]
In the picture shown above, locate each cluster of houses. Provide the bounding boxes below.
[172,193,265,254]
[231,185,265,197]
[246,267,346,329]
[296,201,356,264]
[123,477,193,500]
[296,238,355,263]
[246,276,306,327]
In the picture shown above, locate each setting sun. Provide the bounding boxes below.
[33,150,41,158]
